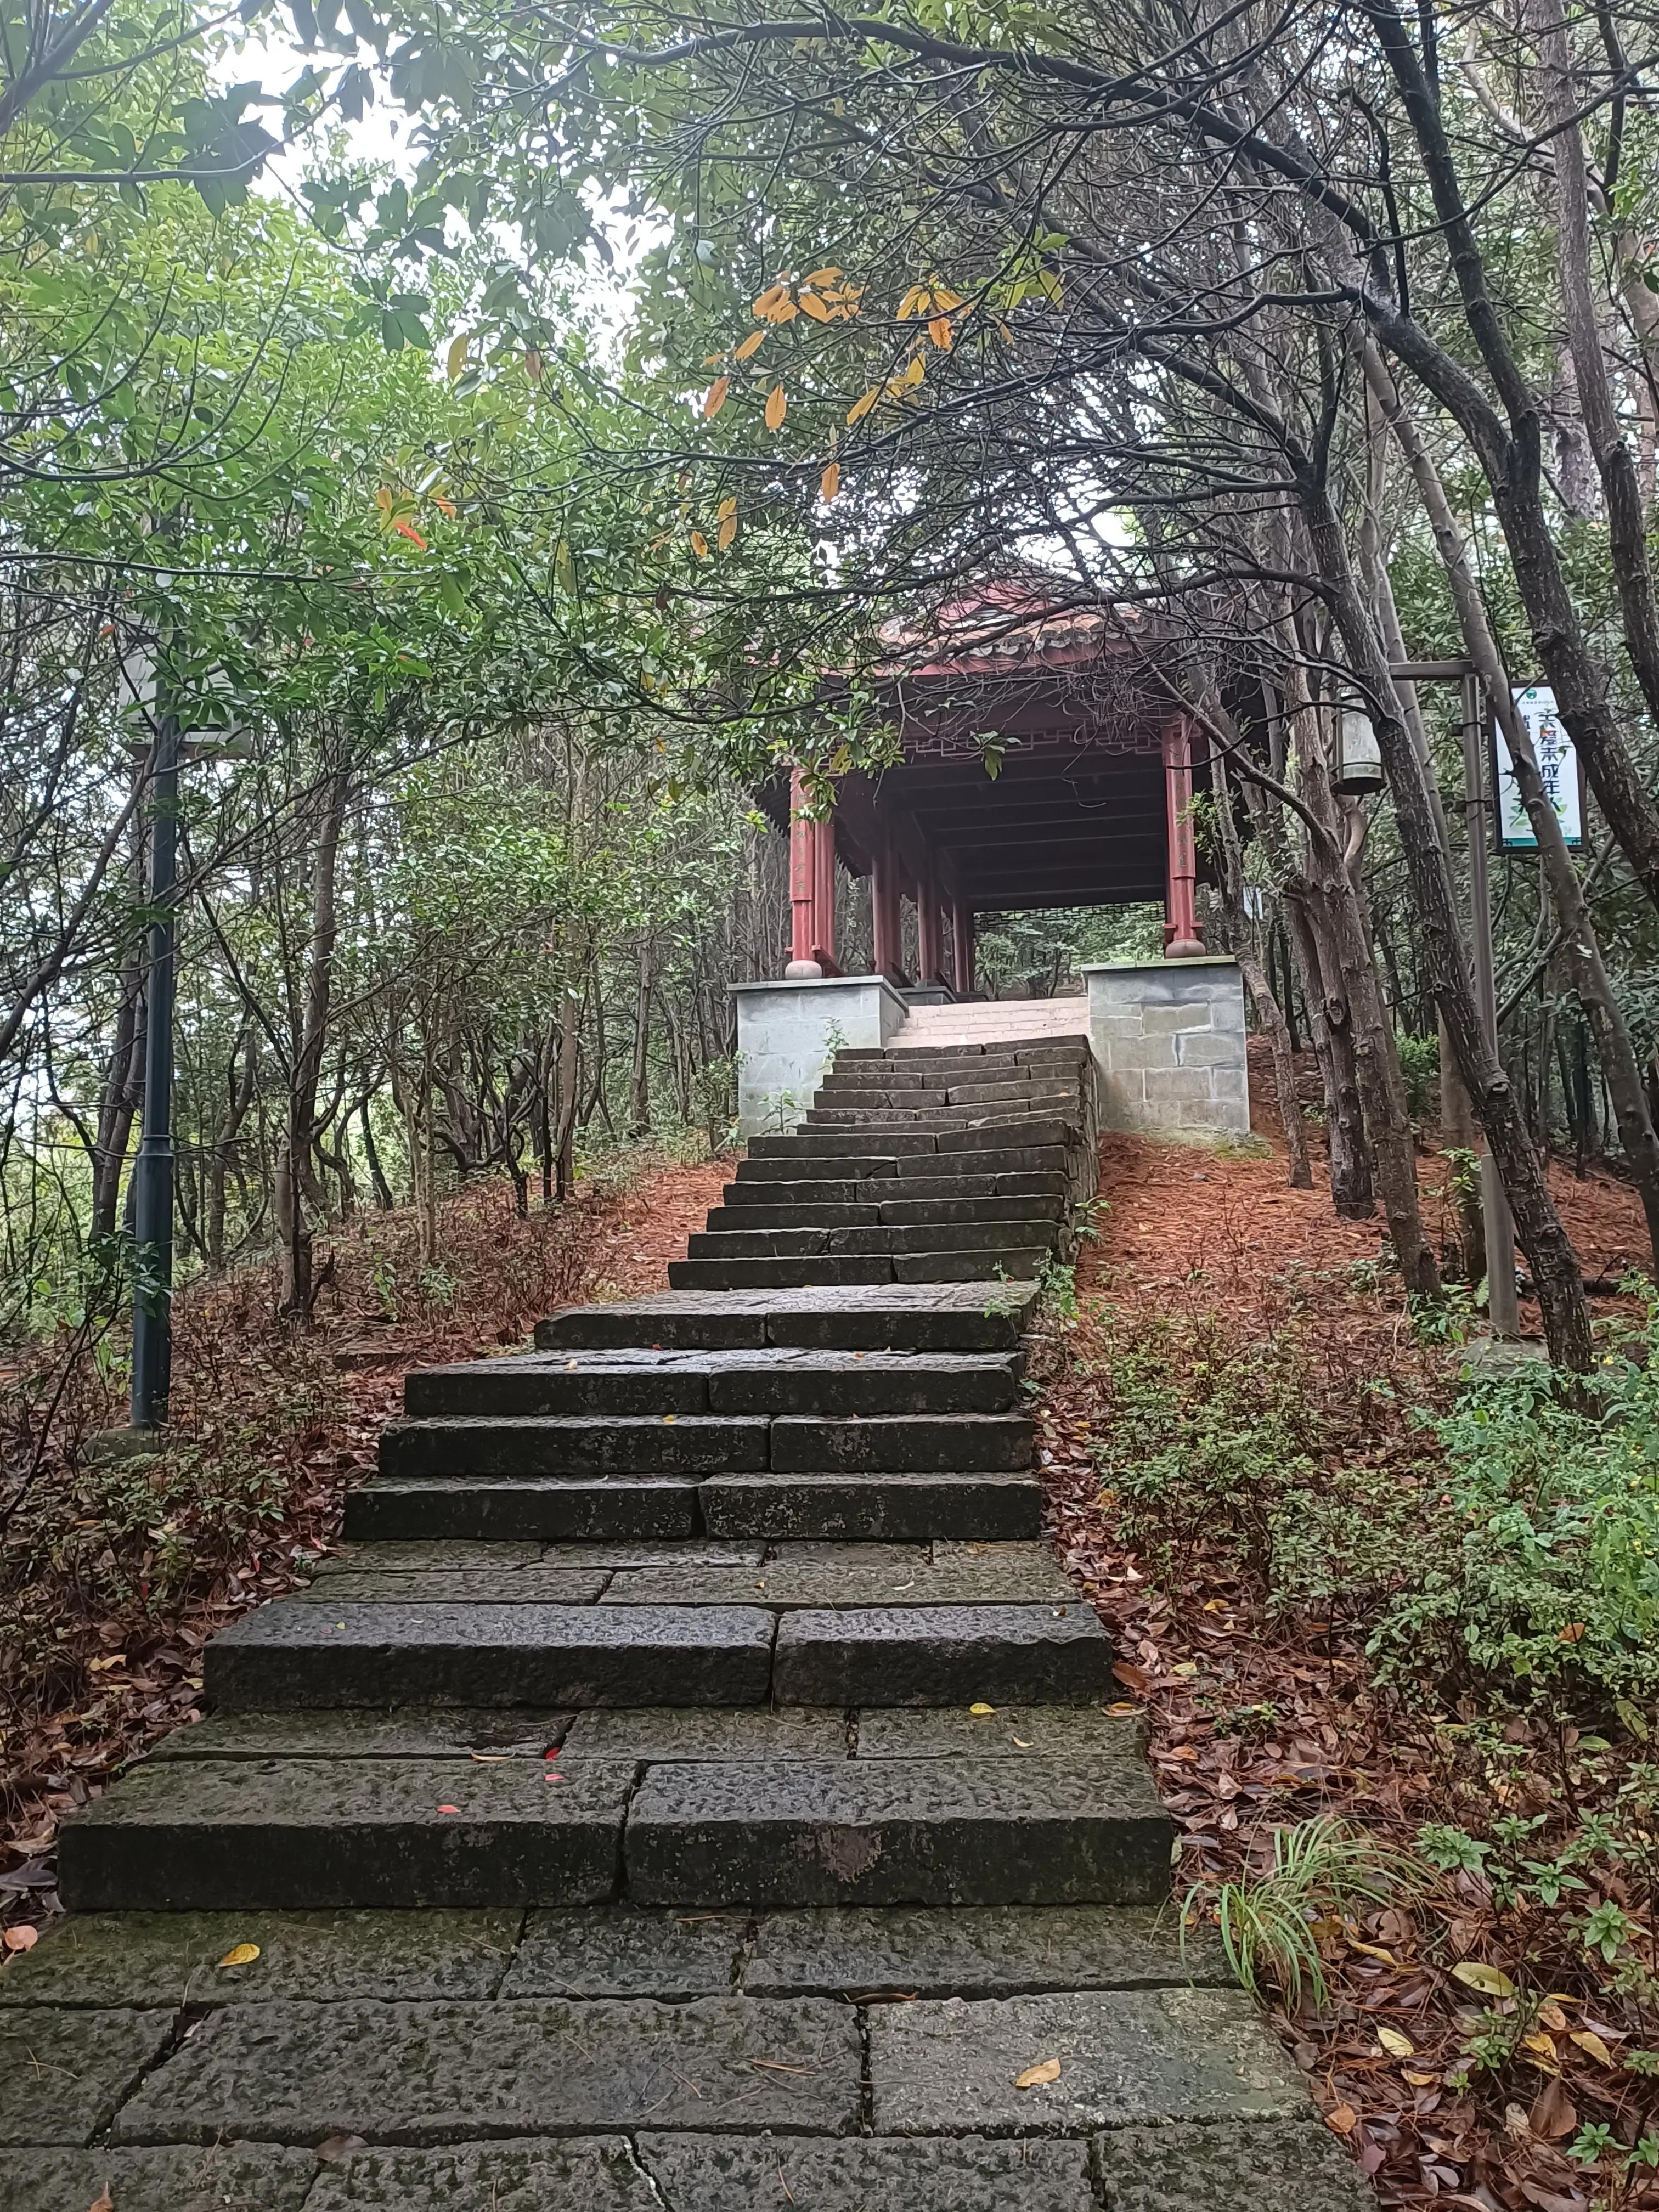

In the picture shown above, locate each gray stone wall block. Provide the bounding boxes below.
[1105,1036,1177,1074]
[1084,961,1249,1143]
[1174,1032,1242,1068]
[1141,1006,1212,1035]
[1143,1070,1212,1105]
[733,979,909,1137]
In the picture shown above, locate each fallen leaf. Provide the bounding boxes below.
[1528,2075,1577,2141]
[3,1925,39,1952]
[216,1942,260,1968]
[1348,1939,1397,1965]
[1326,2102,1358,2134]
[1569,2028,1615,2067]
[1015,2057,1061,2089]
[1451,1961,1516,1997]
[316,2132,367,2162]
[437,1804,460,1814]
[1404,2069,1438,2086]
[969,1702,996,1716]
[1538,2000,1569,2032]
[1378,2025,1415,2058]
[88,2192,114,2212]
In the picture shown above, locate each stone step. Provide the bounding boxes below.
[771,1603,1110,1705]
[812,1085,1080,1114]
[625,1756,1172,1907]
[343,1478,701,1542]
[668,1249,1047,1290]
[704,1201,881,1231]
[698,1472,1043,1541]
[598,1542,1073,1609]
[685,1226,893,1258]
[534,1284,1035,1353]
[723,1170,1066,1206]
[57,1755,637,1911]
[733,1147,1074,1186]
[804,1098,1075,1127]
[687,1219,1057,1259]
[703,1196,1058,1234]
[204,1602,776,1711]
[749,1128,937,1158]
[770,1412,1031,1472]
[403,1353,1018,1421]
[378,1415,769,1479]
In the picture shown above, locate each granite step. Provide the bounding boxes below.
[722,1170,1068,1206]
[668,1250,1048,1290]
[204,1602,777,1711]
[624,1755,1173,1907]
[770,1412,1032,1472]
[533,1284,1036,1354]
[698,1472,1044,1541]
[378,1414,769,1479]
[692,1215,1058,1255]
[343,1477,701,1543]
[770,1602,1111,1705]
[57,1754,638,1911]
[403,1349,1017,1419]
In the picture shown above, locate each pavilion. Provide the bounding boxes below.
[758,578,1213,988]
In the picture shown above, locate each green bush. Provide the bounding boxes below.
[1370,1306,1659,1712]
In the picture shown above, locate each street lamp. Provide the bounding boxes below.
[115,630,250,1434]
[1334,704,1386,796]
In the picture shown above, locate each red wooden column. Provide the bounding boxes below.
[1161,718,1205,960]
[871,828,904,981]
[950,901,975,996]
[916,872,945,985]
[786,769,822,978]
[811,811,839,975]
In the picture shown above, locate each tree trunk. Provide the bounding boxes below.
[1286,894,1374,1217]
[554,985,580,1201]
[629,934,654,1136]
[1301,477,1592,1368]
[1239,948,1312,1187]
[277,767,348,1322]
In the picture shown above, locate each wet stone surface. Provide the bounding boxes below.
[1094,2120,1376,2210]
[59,1756,635,1912]
[502,1906,749,1997]
[539,1542,764,1568]
[855,1707,1143,1760]
[312,1541,545,1574]
[5,2143,317,2211]
[0,1909,521,2008]
[113,1996,863,2143]
[636,2131,1096,2210]
[868,1989,1310,2135]
[147,1707,573,1763]
[0,2005,175,2145]
[772,1605,1111,1708]
[742,1905,1221,1997]
[286,1569,611,1606]
[303,2136,659,2209]
[562,1705,848,1762]
[603,1551,1074,1612]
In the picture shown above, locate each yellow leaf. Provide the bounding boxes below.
[764,383,787,431]
[89,2192,114,2212]
[806,266,843,284]
[703,375,730,420]
[446,331,470,382]
[690,530,710,559]
[375,486,392,517]
[716,496,737,520]
[217,1943,261,1968]
[1325,2102,1358,2135]
[820,460,841,501]
[1403,2069,1438,2087]
[969,1702,996,1715]
[1451,1961,1516,1998]
[799,290,832,323]
[1522,2032,1558,2059]
[1570,2029,1616,2067]
[1378,2026,1414,2058]
[716,515,737,551]
[927,314,953,350]
[1348,1940,1398,1965]
[1014,2057,1061,2089]
[897,284,929,320]
[930,285,964,310]
[902,353,926,387]
[753,282,791,318]
[846,387,879,425]
[735,330,766,361]
[1539,2000,1569,2031]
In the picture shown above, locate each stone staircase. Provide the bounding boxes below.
[5,1036,1368,2209]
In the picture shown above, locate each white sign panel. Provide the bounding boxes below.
[1496,685,1584,849]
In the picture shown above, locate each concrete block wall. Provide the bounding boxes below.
[732,976,909,1137]
[1082,959,1250,1141]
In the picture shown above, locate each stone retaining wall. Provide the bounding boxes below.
[1082,958,1249,1141]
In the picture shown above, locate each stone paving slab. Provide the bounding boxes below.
[0,1909,520,2008]
[603,1556,1074,1611]
[535,1284,1035,1355]
[868,1989,1311,2135]
[58,1757,636,1911]
[637,2131,1095,2209]
[774,1605,1110,1706]
[288,1568,611,1605]
[205,1602,776,1710]
[379,1414,769,1479]
[706,1351,1018,1415]
[541,1541,765,1568]
[113,1996,862,2144]
[701,1472,1044,1543]
[856,1706,1143,1760]
[625,1758,1172,1908]
[0,2004,174,2144]
[148,1707,572,1761]
[1094,2120,1375,2210]
[501,1907,748,1997]
[6,2143,317,2211]
[313,1540,545,1573]
[302,2136,658,2208]
[562,1706,848,1761]
[405,1358,718,1418]
[343,1477,701,1543]
[743,1905,1222,1996]
[770,1412,1032,1474]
